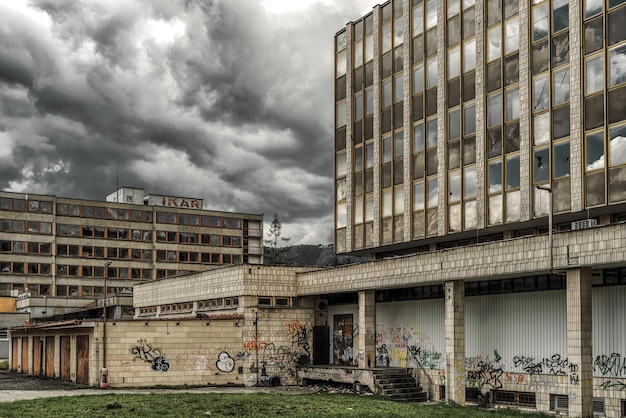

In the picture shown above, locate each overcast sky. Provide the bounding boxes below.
[0,0,379,245]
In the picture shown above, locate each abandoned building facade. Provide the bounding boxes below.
[7,0,626,417]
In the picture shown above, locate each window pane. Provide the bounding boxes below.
[533,3,549,42]
[552,32,570,67]
[488,26,502,61]
[366,89,373,115]
[449,109,461,140]
[355,39,363,67]
[414,182,425,210]
[336,101,346,128]
[488,93,502,127]
[554,141,571,178]
[464,103,476,135]
[505,17,519,54]
[463,39,476,72]
[365,35,374,62]
[586,55,604,94]
[553,67,570,104]
[355,93,363,119]
[448,0,460,17]
[489,160,503,193]
[553,0,569,33]
[609,44,626,86]
[366,142,374,168]
[506,87,519,121]
[336,51,346,78]
[336,153,346,177]
[585,0,602,18]
[608,5,626,46]
[426,0,437,29]
[394,74,404,103]
[464,167,477,198]
[427,57,438,88]
[383,136,392,163]
[586,131,605,170]
[413,4,424,36]
[610,125,626,166]
[534,74,550,111]
[427,118,438,148]
[552,105,570,140]
[584,17,604,55]
[449,171,461,203]
[534,147,550,183]
[414,122,425,152]
[395,131,404,159]
[505,122,520,153]
[414,64,424,94]
[427,178,438,207]
[382,25,392,53]
[449,47,461,79]
[506,155,520,189]
[394,22,404,47]
[383,80,392,107]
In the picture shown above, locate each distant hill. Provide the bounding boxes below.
[263,244,368,267]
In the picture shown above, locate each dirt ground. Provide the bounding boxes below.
[0,370,88,390]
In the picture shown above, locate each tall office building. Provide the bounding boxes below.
[0,187,263,304]
[335,0,626,257]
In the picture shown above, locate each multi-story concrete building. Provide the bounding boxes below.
[334,0,626,256]
[0,187,263,316]
[330,0,626,416]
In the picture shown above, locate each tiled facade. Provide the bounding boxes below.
[335,0,626,258]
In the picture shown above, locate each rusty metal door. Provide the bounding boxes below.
[33,338,42,375]
[11,337,18,370]
[76,335,89,385]
[45,336,55,377]
[20,337,28,373]
[60,336,70,380]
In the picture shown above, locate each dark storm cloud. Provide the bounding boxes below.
[0,0,378,244]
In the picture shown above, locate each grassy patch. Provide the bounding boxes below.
[0,360,8,371]
[0,392,552,418]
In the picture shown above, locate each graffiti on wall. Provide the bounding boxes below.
[594,353,626,377]
[289,320,311,364]
[174,352,209,372]
[375,325,443,369]
[130,339,170,371]
[463,355,504,390]
[512,354,569,375]
[600,380,626,391]
[333,314,353,365]
[216,352,235,373]
[243,334,268,351]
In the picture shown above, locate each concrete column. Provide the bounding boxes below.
[445,280,465,404]
[567,267,593,417]
[358,290,376,369]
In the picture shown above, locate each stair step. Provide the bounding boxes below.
[372,369,428,403]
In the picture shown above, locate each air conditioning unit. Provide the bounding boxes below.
[571,219,597,230]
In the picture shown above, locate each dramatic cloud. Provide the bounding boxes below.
[0,0,378,245]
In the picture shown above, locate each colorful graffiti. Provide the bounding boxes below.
[243,334,268,351]
[333,314,353,365]
[130,340,169,372]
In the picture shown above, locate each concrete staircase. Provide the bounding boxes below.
[372,368,428,402]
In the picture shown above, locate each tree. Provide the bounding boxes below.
[264,213,290,265]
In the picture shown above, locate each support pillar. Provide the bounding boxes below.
[567,267,593,417]
[358,290,376,369]
[445,280,465,404]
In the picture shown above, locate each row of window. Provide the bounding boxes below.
[1,219,52,234]
[54,224,243,246]
[1,241,51,254]
[0,197,244,228]
[0,283,126,297]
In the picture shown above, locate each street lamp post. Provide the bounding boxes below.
[536,185,553,273]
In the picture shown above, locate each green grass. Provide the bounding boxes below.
[0,360,8,371]
[0,392,552,418]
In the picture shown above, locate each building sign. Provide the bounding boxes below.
[146,195,203,210]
